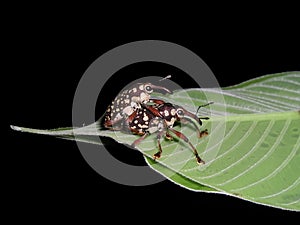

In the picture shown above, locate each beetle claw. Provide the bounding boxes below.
[153,152,161,160]
[198,129,208,138]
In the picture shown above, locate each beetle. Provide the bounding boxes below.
[127,102,211,164]
[103,82,171,129]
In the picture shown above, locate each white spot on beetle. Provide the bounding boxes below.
[164,110,169,117]
[130,102,137,108]
[165,117,176,127]
[133,88,137,93]
[143,114,149,121]
[170,109,176,116]
[139,85,144,90]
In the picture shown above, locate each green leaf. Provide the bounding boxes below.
[11,72,300,211]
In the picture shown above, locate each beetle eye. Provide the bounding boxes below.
[145,85,153,93]
[176,108,184,117]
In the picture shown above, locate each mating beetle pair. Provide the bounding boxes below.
[103,80,211,164]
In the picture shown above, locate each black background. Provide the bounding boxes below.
[5,24,300,221]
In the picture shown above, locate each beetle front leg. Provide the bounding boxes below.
[165,132,173,140]
[180,118,208,138]
[168,128,205,165]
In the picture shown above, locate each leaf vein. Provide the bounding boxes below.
[232,123,298,192]
[215,120,274,186]
[198,121,259,179]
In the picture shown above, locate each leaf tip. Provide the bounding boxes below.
[10,125,22,131]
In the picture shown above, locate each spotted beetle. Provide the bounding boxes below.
[103,82,171,130]
[127,101,212,164]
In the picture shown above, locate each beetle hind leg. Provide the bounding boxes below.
[153,130,165,160]
[180,118,209,138]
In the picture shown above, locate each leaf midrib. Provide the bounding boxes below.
[210,110,299,122]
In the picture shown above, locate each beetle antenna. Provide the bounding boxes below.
[196,102,214,115]
[159,75,172,82]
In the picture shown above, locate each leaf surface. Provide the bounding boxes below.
[11,72,300,211]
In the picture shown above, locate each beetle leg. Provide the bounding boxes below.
[198,129,208,138]
[153,130,165,160]
[180,118,209,138]
[148,98,166,105]
[125,110,138,124]
[165,132,173,140]
[181,107,205,126]
[131,132,149,148]
[168,128,205,165]
[143,104,163,118]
